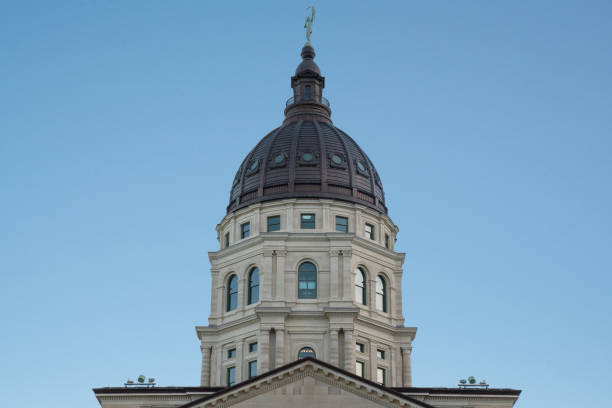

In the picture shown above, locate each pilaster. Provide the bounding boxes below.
[369,340,378,381]
[329,329,339,366]
[343,329,355,373]
[200,345,211,386]
[401,345,413,386]
[258,328,270,374]
[275,328,285,368]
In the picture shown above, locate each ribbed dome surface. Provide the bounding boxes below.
[227,120,386,214]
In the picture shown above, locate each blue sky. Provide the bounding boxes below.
[1,1,611,407]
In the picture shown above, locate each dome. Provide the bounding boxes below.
[226,45,386,215]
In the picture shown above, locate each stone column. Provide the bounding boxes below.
[401,345,413,386]
[344,329,355,372]
[329,329,339,366]
[275,328,285,368]
[258,329,270,373]
[200,345,211,386]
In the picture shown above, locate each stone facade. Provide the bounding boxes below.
[196,198,416,387]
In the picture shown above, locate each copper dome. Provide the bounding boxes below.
[227,45,386,215]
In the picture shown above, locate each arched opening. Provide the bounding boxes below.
[298,261,317,299]
[376,275,387,312]
[304,85,312,100]
[226,274,238,312]
[298,346,316,359]
[248,267,259,304]
[355,267,366,305]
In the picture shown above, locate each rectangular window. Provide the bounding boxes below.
[267,215,280,232]
[365,223,374,240]
[248,360,257,379]
[355,342,365,353]
[300,213,315,229]
[241,222,250,239]
[248,342,258,353]
[225,232,230,248]
[335,216,348,232]
[356,361,365,377]
[377,349,386,360]
[227,348,236,359]
[227,366,236,386]
[376,367,386,386]
[385,234,389,249]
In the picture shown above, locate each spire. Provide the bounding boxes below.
[283,44,332,125]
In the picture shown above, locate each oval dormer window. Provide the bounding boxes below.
[305,85,312,100]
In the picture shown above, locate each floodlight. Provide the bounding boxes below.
[468,376,476,384]
[138,375,146,383]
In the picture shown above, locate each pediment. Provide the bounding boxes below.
[180,358,432,408]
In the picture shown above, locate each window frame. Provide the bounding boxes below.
[248,342,258,353]
[365,223,375,240]
[298,261,317,299]
[377,349,386,360]
[226,366,236,386]
[267,215,281,232]
[227,348,236,359]
[247,267,259,305]
[300,213,316,229]
[226,274,238,312]
[355,267,366,305]
[224,232,230,248]
[376,367,386,386]
[385,233,390,249]
[248,360,257,379]
[355,342,365,353]
[335,216,348,232]
[356,361,365,378]
[240,222,250,239]
[376,275,388,313]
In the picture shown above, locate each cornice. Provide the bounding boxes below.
[355,315,418,339]
[195,314,259,338]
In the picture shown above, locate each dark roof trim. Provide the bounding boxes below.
[392,387,522,396]
[179,357,436,408]
[93,386,224,395]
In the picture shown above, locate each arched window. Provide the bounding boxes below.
[304,85,312,100]
[298,261,317,299]
[376,275,387,312]
[226,274,238,311]
[355,268,366,305]
[298,346,316,359]
[248,267,259,305]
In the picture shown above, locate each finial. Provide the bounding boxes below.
[304,6,315,44]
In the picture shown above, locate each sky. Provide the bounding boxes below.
[1,1,611,407]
